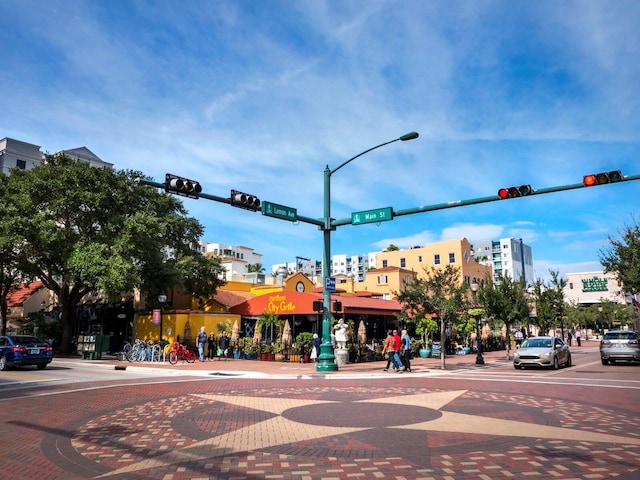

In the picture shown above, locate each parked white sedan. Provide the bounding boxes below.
[513,336,572,370]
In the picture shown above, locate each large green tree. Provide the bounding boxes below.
[478,273,530,359]
[529,270,566,335]
[396,265,467,369]
[4,155,225,353]
[600,217,640,294]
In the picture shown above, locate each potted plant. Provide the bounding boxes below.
[296,332,314,363]
[416,316,438,358]
[289,343,302,363]
[273,339,285,361]
[240,337,256,359]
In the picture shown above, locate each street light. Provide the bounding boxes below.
[598,305,604,338]
[316,131,419,372]
[470,280,484,365]
[158,292,167,343]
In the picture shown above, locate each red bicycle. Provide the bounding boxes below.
[168,342,197,365]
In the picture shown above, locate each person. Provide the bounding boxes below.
[334,318,347,349]
[382,330,400,372]
[313,333,321,360]
[515,329,523,347]
[575,328,582,346]
[207,332,216,360]
[218,330,229,360]
[567,330,573,346]
[196,326,207,361]
[401,329,412,372]
[392,329,403,369]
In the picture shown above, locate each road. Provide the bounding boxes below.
[1,344,639,479]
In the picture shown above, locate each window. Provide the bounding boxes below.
[448,253,455,263]
[434,254,440,265]
[400,258,406,268]
[418,256,422,262]
[382,260,388,267]
[377,275,388,284]
[16,159,26,169]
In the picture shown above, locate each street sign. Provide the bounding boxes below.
[325,277,336,291]
[351,207,393,225]
[261,201,298,222]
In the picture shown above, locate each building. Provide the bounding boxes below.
[563,271,627,307]
[374,238,491,287]
[198,241,264,282]
[0,137,113,174]
[472,237,533,284]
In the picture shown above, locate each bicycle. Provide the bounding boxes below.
[168,342,196,365]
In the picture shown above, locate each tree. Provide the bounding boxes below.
[396,265,467,369]
[384,244,399,252]
[478,273,530,359]
[529,270,566,336]
[600,217,640,294]
[4,154,226,353]
[247,263,265,273]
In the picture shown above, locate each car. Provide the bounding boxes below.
[0,335,53,371]
[513,336,571,370]
[599,329,640,365]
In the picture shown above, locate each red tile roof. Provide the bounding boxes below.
[7,281,44,307]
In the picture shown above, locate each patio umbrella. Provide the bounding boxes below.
[357,320,367,345]
[252,321,262,347]
[230,319,239,347]
[281,319,292,351]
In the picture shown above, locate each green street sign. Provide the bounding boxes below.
[261,201,298,222]
[351,207,393,225]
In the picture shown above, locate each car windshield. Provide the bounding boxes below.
[9,336,45,344]
[604,332,637,340]
[523,338,551,348]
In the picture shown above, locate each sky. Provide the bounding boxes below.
[2,0,639,283]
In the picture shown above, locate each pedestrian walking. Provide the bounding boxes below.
[575,329,582,346]
[392,329,403,369]
[401,329,412,372]
[218,331,229,360]
[196,326,207,361]
[382,330,400,372]
[567,330,573,346]
[515,329,523,347]
[313,333,322,361]
[207,332,216,360]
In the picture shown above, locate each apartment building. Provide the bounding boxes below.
[374,238,491,286]
[198,241,264,282]
[472,237,533,284]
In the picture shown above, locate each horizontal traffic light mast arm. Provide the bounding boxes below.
[139,179,232,205]
[330,173,640,227]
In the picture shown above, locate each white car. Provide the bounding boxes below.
[513,336,572,370]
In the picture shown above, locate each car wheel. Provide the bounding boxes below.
[601,358,608,365]
[36,363,47,370]
[553,356,559,369]
[565,354,572,368]
[0,356,6,371]
[514,364,521,370]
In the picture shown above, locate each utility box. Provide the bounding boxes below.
[77,334,110,360]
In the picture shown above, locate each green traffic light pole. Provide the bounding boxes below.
[316,132,420,372]
[140,157,640,372]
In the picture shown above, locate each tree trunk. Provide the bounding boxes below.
[440,319,446,370]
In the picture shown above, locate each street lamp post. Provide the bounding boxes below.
[315,132,419,372]
[470,280,484,365]
[598,305,604,338]
[158,292,167,343]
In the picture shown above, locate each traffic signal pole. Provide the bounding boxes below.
[140,161,640,372]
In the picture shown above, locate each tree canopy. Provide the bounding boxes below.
[1,155,226,352]
[600,217,640,295]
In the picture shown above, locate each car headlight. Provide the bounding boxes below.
[539,352,551,358]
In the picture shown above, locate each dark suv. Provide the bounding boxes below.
[599,329,640,365]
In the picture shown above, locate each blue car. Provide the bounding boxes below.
[0,335,53,370]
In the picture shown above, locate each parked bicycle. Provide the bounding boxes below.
[169,341,197,364]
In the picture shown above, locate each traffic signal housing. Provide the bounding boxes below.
[164,174,202,199]
[583,170,623,187]
[230,189,261,211]
[498,184,533,199]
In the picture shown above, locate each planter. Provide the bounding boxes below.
[275,353,285,362]
[289,354,301,363]
[303,353,310,363]
[463,347,471,355]
[419,348,431,358]
[233,350,241,359]
[245,353,254,360]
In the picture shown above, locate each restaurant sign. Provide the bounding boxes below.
[266,294,297,314]
[582,276,608,292]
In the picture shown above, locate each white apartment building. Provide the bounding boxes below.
[197,241,264,282]
[0,137,113,173]
[472,237,534,284]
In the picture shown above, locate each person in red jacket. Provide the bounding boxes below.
[393,329,404,370]
[382,330,400,372]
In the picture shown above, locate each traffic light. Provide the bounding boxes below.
[164,173,202,199]
[497,184,533,199]
[230,189,261,211]
[583,170,622,186]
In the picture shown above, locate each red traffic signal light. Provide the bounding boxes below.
[498,185,533,199]
[230,189,261,211]
[164,174,202,199]
[583,170,622,186]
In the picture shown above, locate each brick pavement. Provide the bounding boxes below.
[2,342,639,480]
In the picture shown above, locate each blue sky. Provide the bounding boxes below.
[2,1,639,282]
